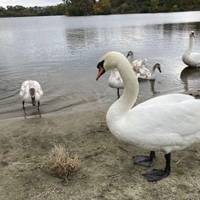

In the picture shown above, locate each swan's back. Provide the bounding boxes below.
[138,66,151,79]
[127,96,200,136]
[119,94,200,151]
[20,80,43,100]
[135,94,194,109]
[183,52,200,67]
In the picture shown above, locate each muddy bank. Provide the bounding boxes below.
[0,104,200,200]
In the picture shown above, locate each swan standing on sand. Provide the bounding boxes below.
[182,31,200,67]
[96,51,200,182]
[19,80,43,117]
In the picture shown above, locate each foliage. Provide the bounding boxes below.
[93,0,111,15]
[65,0,94,16]
[0,4,67,17]
[0,0,200,17]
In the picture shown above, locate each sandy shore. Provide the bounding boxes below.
[1,102,200,200]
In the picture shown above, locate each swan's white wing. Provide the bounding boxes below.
[19,80,29,97]
[189,53,200,66]
[31,81,43,98]
[120,98,200,151]
[33,81,43,96]
[132,60,143,67]
[136,94,194,108]
[20,80,43,99]
[128,98,200,137]
[137,66,151,79]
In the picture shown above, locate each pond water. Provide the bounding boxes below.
[1,11,200,119]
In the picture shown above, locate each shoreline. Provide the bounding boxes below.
[0,10,199,18]
[0,99,109,121]
[1,98,200,199]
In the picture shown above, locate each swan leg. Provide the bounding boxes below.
[133,151,155,167]
[38,101,41,118]
[22,101,27,118]
[142,153,171,182]
[150,80,156,94]
[117,88,120,99]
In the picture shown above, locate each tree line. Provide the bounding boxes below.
[0,0,200,17]
[0,4,67,17]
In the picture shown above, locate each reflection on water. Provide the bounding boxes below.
[180,66,200,91]
[1,12,200,119]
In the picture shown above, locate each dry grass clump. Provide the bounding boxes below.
[47,145,80,178]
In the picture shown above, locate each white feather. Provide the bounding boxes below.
[19,80,43,103]
[182,31,200,67]
[101,51,200,154]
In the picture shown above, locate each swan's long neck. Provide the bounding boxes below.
[107,58,139,120]
[187,36,193,52]
[127,54,134,63]
[152,64,159,74]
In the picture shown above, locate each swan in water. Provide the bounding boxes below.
[126,51,146,75]
[19,80,43,117]
[108,62,161,97]
[182,31,200,67]
[108,69,123,99]
[126,51,161,79]
[108,63,161,97]
[96,51,200,182]
[138,63,162,80]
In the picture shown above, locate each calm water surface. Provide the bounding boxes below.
[1,12,200,119]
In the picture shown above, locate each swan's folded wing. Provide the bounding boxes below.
[33,81,43,96]
[138,66,151,78]
[126,98,200,138]
[19,81,29,96]
[190,53,200,66]
[135,94,194,109]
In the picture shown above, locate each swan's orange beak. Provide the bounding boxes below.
[96,66,105,81]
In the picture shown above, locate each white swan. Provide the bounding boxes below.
[19,80,43,117]
[96,51,200,182]
[182,31,200,67]
[108,63,161,97]
[126,51,146,74]
[108,69,123,98]
[126,51,161,79]
[138,63,162,80]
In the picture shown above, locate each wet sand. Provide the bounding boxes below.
[1,101,200,200]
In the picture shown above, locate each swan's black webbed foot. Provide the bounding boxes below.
[133,151,155,167]
[142,169,170,182]
[142,153,171,182]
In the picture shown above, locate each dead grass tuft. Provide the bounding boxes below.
[47,145,80,178]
